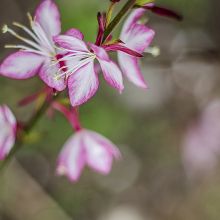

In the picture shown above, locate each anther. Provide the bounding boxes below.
[4,44,16,48]
[2,25,8,34]
[54,75,62,81]
[27,12,33,24]
[145,46,160,57]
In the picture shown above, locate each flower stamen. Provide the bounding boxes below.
[2,24,8,34]
[2,25,44,52]
[54,55,96,80]
[27,12,34,26]
[145,46,160,57]
[12,22,39,44]
[4,44,51,57]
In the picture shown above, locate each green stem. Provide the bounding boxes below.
[0,94,59,171]
[24,96,56,133]
[102,0,136,43]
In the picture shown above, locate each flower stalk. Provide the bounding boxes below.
[0,92,59,170]
[102,0,136,43]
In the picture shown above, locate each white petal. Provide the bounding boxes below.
[118,52,147,88]
[35,0,61,37]
[99,59,124,92]
[90,44,124,92]
[68,61,99,107]
[0,105,16,160]
[39,59,66,91]
[65,28,84,40]
[0,51,44,79]
[57,132,85,182]
[83,130,121,174]
[121,8,146,41]
[54,35,89,52]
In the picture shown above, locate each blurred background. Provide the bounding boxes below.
[1,0,220,219]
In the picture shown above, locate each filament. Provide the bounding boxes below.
[4,44,51,57]
[12,22,40,43]
[2,25,44,52]
[55,55,95,80]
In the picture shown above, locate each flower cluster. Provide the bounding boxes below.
[0,0,180,182]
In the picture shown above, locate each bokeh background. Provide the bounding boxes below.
[1,0,220,219]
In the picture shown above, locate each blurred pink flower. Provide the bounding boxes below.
[0,105,17,160]
[118,8,155,88]
[0,0,66,91]
[54,36,124,107]
[57,129,121,182]
[182,100,220,178]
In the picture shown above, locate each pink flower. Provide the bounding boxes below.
[0,0,66,91]
[53,35,124,107]
[56,129,121,182]
[182,100,220,178]
[118,8,155,88]
[0,105,17,160]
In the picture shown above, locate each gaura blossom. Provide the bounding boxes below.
[0,105,17,160]
[118,8,155,88]
[0,0,67,91]
[53,35,124,107]
[57,129,121,182]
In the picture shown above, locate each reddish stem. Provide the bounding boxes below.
[18,87,53,107]
[52,102,82,131]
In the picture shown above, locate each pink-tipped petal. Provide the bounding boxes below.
[65,28,84,40]
[39,59,66,91]
[0,51,44,79]
[90,44,124,92]
[99,60,124,92]
[118,52,147,88]
[1,105,16,128]
[120,8,155,53]
[121,8,146,38]
[68,61,99,107]
[57,132,85,182]
[0,135,15,161]
[83,130,121,174]
[118,8,155,88]
[125,25,155,53]
[90,43,109,61]
[35,0,61,37]
[54,35,89,52]
[0,105,16,160]
[86,130,121,159]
